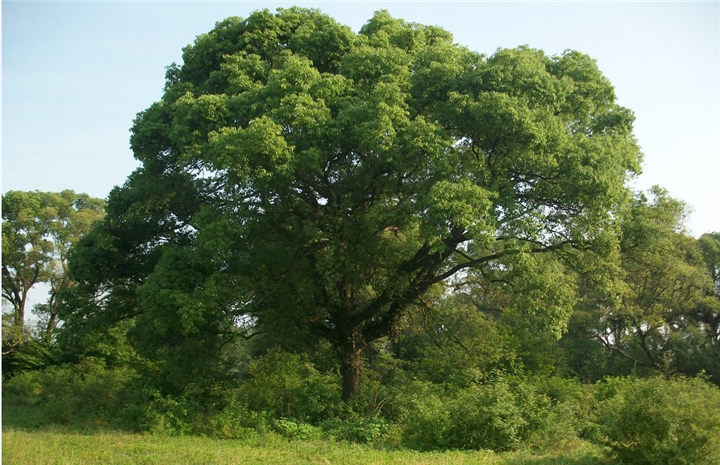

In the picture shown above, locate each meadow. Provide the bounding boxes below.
[3,395,610,465]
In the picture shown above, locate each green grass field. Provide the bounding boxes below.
[2,396,611,465]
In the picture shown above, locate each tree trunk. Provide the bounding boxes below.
[340,342,363,403]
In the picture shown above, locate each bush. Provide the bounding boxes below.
[401,378,556,452]
[525,376,600,448]
[450,381,529,451]
[205,397,270,439]
[240,348,341,423]
[322,413,391,444]
[2,339,58,377]
[401,388,453,450]
[400,376,600,453]
[143,393,200,435]
[3,358,136,427]
[597,376,720,465]
[272,418,323,440]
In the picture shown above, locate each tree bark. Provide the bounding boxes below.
[340,341,364,403]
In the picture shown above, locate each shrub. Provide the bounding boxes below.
[205,397,270,439]
[525,376,600,448]
[2,358,136,427]
[240,348,341,423]
[401,378,555,452]
[2,339,58,377]
[399,376,600,453]
[597,376,720,465]
[448,380,530,451]
[322,412,391,444]
[402,389,454,450]
[272,418,323,440]
[143,393,199,436]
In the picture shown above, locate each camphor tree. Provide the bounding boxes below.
[2,190,105,353]
[68,8,641,401]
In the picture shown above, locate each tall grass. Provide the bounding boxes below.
[2,427,610,465]
[1,387,613,465]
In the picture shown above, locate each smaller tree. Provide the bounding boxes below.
[574,187,717,376]
[694,232,720,382]
[2,190,104,354]
[698,232,720,341]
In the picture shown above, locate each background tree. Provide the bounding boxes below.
[68,8,641,401]
[569,187,718,379]
[698,232,720,339]
[2,190,104,356]
[696,232,720,382]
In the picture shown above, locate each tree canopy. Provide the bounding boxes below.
[566,187,719,380]
[68,8,642,400]
[2,190,104,355]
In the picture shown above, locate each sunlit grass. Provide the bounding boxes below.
[2,426,611,465]
[2,396,610,465]
[2,427,496,465]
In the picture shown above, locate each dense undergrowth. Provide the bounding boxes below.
[3,351,720,464]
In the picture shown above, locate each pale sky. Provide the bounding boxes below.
[3,1,719,236]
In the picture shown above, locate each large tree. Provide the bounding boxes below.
[69,8,641,400]
[2,190,104,351]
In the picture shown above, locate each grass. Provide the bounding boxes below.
[3,428,498,465]
[1,429,611,465]
[2,395,611,465]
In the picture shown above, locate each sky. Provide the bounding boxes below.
[2,1,719,237]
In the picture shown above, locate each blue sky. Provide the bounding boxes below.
[3,1,719,236]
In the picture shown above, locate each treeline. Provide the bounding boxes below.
[3,8,720,463]
[3,189,720,463]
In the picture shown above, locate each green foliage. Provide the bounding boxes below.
[322,414,392,444]
[394,299,521,386]
[596,376,720,465]
[569,188,719,381]
[2,190,104,358]
[240,348,342,423]
[9,11,719,465]
[70,7,642,401]
[142,393,199,436]
[3,358,136,427]
[697,232,720,383]
[271,418,323,440]
[1,338,58,375]
[525,376,600,448]
[54,317,138,369]
[401,377,587,452]
[205,400,268,439]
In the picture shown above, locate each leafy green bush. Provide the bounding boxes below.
[449,380,532,451]
[2,339,58,377]
[525,376,600,448]
[271,418,323,440]
[597,376,720,465]
[322,413,391,444]
[205,397,270,439]
[240,348,341,423]
[143,393,200,435]
[401,386,454,450]
[3,358,136,426]
[400,376,598,452]
[401,379,548,452]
